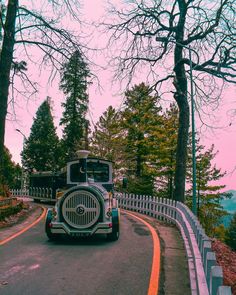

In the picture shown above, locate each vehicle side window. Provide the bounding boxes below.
[70,163,80,182]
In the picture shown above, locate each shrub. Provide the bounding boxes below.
[0,201,23,221]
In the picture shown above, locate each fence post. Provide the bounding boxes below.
[217,286,232,295]
[202,240,212,267]
[206,252,217,288]
[210,266,223,295]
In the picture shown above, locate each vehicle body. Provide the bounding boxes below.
[45,151,120,241]
[29,157,114,201]
[29,171,66,201]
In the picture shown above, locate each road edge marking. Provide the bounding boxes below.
[124,210,160,295]
[0,206,47,246]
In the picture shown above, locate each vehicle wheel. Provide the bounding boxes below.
[107,208,120,241]
[45,210,58,241]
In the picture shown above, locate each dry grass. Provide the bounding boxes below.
[212,239,236,295]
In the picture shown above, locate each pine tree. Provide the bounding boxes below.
[22,98,60,172]
[150,104,178,199]
[90,106,125,180]
[0,146,21,195]
[60,50,90,161]
[226,212,236,250]
[186,143,229,235]
[121,83,162,194]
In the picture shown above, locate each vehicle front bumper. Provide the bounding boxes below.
[50,221,112,236]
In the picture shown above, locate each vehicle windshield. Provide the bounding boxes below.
[87,162,109,182]
[70,161,110,183]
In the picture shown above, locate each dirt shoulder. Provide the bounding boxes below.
[212,239,236,295]
[0,202,43,243]
[128,211,191,295]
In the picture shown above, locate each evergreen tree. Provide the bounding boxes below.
[186,143,229,235]
[90,106,125,180]
[22,98,60,172]
[121,83,162,194]
[0,146,21,195]
[60,50,90,161]
[150,104,178,199]
[226,212,236,250]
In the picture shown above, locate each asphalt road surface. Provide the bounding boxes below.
[0,210,154,295]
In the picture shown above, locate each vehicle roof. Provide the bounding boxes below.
[29,171,58,177]
[68,157,114,164]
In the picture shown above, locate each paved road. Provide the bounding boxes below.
[0,210,154,295]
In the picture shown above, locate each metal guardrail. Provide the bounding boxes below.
[115,193,232,295]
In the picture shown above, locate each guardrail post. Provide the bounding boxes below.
[206,252,217,288]
[210,266,223,295]
[217,286,232,295]
[202,240,212,267]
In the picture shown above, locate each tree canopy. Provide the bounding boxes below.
[105,0,236,202]
[22,98,60,172]
[60,50,90,160]
[0,0,84,184]
[0,146,21,194]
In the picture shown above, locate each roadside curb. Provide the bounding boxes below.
[124,211,191,295]
[0,206,46,246]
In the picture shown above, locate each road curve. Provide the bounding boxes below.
[0,210,159,295]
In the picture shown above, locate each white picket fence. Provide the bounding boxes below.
[10,187,53,201]
[115,193,232,295]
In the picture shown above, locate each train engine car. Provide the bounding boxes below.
[45,150,120,241]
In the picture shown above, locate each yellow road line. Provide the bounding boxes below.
[124,211,160,295]
[0,207,47,246]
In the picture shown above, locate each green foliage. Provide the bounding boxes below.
[186,142,229,235]
[120,83,163,193]
[226,212,236,250]
[214,224,228,242]
[122,83,162,176]
[151,104,178,199]
[0,146,22,193]
[0,201,23,221]
[123,175,155,195]
[90,106,125,179]
[60,50,90,160]
[22,98,61,172]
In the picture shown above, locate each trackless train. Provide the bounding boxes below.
[30,150,120,241]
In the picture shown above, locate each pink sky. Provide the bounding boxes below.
[4,0,236,191]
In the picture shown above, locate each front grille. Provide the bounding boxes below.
[61,190,101,229]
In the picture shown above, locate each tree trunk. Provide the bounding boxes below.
[0,0,18,183]
[174,102,189,202]
[136,152,142,177]
[173,1,189,203]
[84,120,89,150]
[169,150,174,199]
[136,135,142,177]
[173,43,190,202]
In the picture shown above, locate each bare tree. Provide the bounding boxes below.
[104,0,236,203]
[0,0,84,183]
